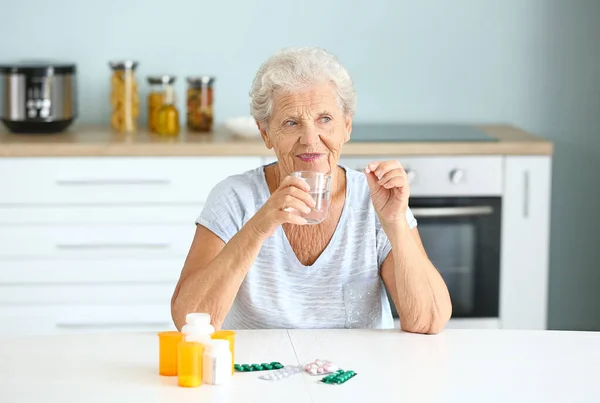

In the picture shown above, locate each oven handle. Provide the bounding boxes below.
[411,206,494,218]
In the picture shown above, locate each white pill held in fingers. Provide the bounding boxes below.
[309,368,318,375]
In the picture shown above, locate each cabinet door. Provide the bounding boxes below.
[500,156,552,329]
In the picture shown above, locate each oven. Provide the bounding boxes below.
[402,196,501,321]
[341,156,504,329]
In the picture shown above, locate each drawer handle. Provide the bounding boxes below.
[56,322,173,329]
[55,243,170,250]
[55,179,171,186]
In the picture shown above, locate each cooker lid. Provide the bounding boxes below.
[0,61,76,75]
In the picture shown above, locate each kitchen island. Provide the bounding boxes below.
[0,328,596,403]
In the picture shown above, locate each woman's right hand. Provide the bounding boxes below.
[249,175,315,237]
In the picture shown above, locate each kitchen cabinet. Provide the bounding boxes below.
[0,153,552,334]
[500,156,552,329]
[0,156,262,335]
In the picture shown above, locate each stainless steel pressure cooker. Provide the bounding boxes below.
[0,61,77,133]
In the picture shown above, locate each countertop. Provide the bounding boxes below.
[0,123,553,157]
[0,328,597,403]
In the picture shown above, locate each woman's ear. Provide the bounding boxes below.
[343,114,353,143]
[256,121,273,149]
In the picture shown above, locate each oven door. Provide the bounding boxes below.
[388,197,501,319]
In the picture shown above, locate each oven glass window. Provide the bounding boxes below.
[386,197,501,319]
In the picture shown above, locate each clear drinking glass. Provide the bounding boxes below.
[290,171,332,224]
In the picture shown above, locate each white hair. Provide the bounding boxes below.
[249,47,357,128]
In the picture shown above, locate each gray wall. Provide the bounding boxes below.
[535,1,600,330]
[1,1,598,329]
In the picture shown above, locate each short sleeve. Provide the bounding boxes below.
[195,177,249,244]
[376,207,418,267]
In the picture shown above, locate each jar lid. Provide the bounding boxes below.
[109,60,139,70]
[187,76,215,86]
[147,75,176,85]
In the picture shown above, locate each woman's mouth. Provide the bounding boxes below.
[296,153,323,162]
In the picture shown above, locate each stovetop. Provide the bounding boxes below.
[348,124,497,142]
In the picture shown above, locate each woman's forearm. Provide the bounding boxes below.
[387,223,452,334]
[171,222,267,330]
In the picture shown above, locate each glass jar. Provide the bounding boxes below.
[156,85,180,136]
[186,76,215,132]
[109,60,139,133]
[147,75,176,133]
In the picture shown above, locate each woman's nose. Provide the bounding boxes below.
[299,126,320,146]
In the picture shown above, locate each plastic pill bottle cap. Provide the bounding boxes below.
[185,313,211,326]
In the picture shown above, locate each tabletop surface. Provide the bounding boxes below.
[0,328,597,403]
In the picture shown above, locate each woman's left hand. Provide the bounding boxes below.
[364,160,410,227]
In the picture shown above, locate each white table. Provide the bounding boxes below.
[0,329,598,403]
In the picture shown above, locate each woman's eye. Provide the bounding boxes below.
[320,116,332,123]
[284,120,297,127]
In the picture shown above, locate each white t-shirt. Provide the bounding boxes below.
[196,164,417,329]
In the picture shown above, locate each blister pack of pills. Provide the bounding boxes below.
[320,370,357,385]
[303,359,339,376]
[234,362,284,372]
[258,365,304,381]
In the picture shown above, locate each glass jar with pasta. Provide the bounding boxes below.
[109,60,140,133]
[186,76,215,132]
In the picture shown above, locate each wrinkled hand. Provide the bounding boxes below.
[364,160,410,227]
[249,175,315,238]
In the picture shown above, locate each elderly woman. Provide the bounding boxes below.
[171,47,451,334]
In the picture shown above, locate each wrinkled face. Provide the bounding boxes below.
[258,82,352,176]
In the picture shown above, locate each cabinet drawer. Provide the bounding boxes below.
[0,156,262,204]
[0,304,175,335]
[0,259,184,284]
[0,224,195,258]
[0,284,174,304]
[0,205,202,225]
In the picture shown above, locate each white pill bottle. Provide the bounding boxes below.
[182,313,214,344]
[202,339,232,385]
